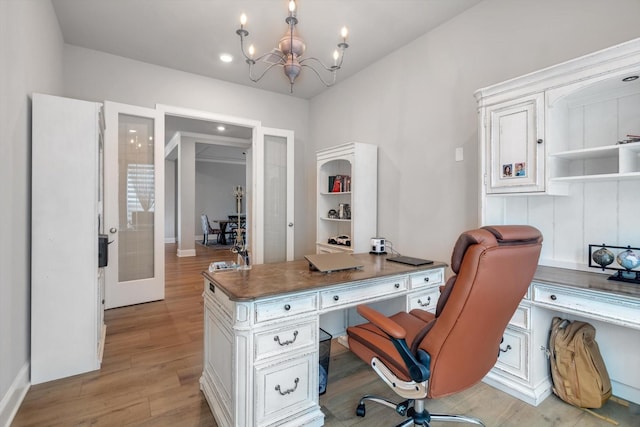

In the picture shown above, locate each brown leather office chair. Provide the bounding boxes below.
[346,225,542,426]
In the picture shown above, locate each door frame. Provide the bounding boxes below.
[157,104,269,261]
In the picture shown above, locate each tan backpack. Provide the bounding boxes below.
[548,317,612,408]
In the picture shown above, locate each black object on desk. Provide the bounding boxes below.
[386,256,434,266]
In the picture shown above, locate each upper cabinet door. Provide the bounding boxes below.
[486,93,545,194]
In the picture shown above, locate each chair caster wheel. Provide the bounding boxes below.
[356,403,366,417]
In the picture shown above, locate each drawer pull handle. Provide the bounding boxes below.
[284,304,291,311]
[417,296,431,307]
[550,294,557,301]
[499,344,512,353]
[275,377,299,395]
[394,283,400,289]
[274,331,298,346]
[424,277,430,282]
[333,295,339,301]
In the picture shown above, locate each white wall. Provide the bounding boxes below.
[62,45,315,256]
[196,162,246,238]
[309,0,640,266]
[0,1,64,425]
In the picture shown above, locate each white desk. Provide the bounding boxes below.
[485,266,640,407]
[200,254,447,427]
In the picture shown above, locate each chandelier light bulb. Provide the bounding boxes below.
[289,1,296,13]
[341,26,348,40]
[240,14,247,27]
[248,44,255,58]
[333,50,339,65]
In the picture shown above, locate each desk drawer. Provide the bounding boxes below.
[255,293,317,323]
[254,320,317,361]
[532,283,640,328]
[409,268,445,289]
[320,277,407,309]
[495,327,529,381]
[255,354,316,425]
[509,304,530,330]
[205,280,234,316]
[408,289,440,313]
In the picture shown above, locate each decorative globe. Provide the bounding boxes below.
[592,247,614,269]
[616,249,640,271]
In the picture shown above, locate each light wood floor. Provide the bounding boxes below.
[12,244,639,426]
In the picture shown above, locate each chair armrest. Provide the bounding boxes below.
[356,305,431,382]
[357,305,406,339]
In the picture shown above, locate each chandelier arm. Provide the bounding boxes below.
[300,63,338,87]
[299,56,342,72]
[248,61,284,83]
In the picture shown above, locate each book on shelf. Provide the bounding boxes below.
[332,175,343,192]
[328,175,351,192]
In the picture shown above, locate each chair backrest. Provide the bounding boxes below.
[421,225,542,398]
[200,214,210,234]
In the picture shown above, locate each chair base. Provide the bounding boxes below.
[356,395,486,427]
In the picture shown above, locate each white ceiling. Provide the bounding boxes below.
[52,0,482,160]
[51,0,483,100]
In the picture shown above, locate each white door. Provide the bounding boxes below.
[253,127,295,264]
[104,102,165,308]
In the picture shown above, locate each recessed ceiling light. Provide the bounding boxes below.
[217,125,226,131]
[219,53,233,63]
[622,75,639,82]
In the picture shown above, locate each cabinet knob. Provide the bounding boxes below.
[284,304,291,311]
[424,277,430,282]
[333,295,340,301]
[537,138,543,144]
[550,294,557,301]
[394,283,400,289]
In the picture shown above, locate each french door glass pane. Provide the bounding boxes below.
[118,114,155,281]
[263,135,287,263]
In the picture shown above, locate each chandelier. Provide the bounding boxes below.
[235,0,349,93]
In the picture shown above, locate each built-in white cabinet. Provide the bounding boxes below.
[477,38,640,202]
[31,93,105,384]
[483,93,545,194]
[316,142,377,254]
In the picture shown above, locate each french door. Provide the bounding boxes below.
[254,127,295,264]
[104,102,165,309]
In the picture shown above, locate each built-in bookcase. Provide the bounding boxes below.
[316,142,377,254]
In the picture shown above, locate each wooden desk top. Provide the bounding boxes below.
[202,253,447,302]
[534,265,640,299]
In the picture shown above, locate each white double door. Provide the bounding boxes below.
[104,102,294,308]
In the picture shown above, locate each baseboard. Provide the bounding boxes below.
[177,248,196,257]
[0,362,30,427]
[164,237,176,244]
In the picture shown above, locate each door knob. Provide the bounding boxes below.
[109,227,117,234]
[288,222,294,227]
